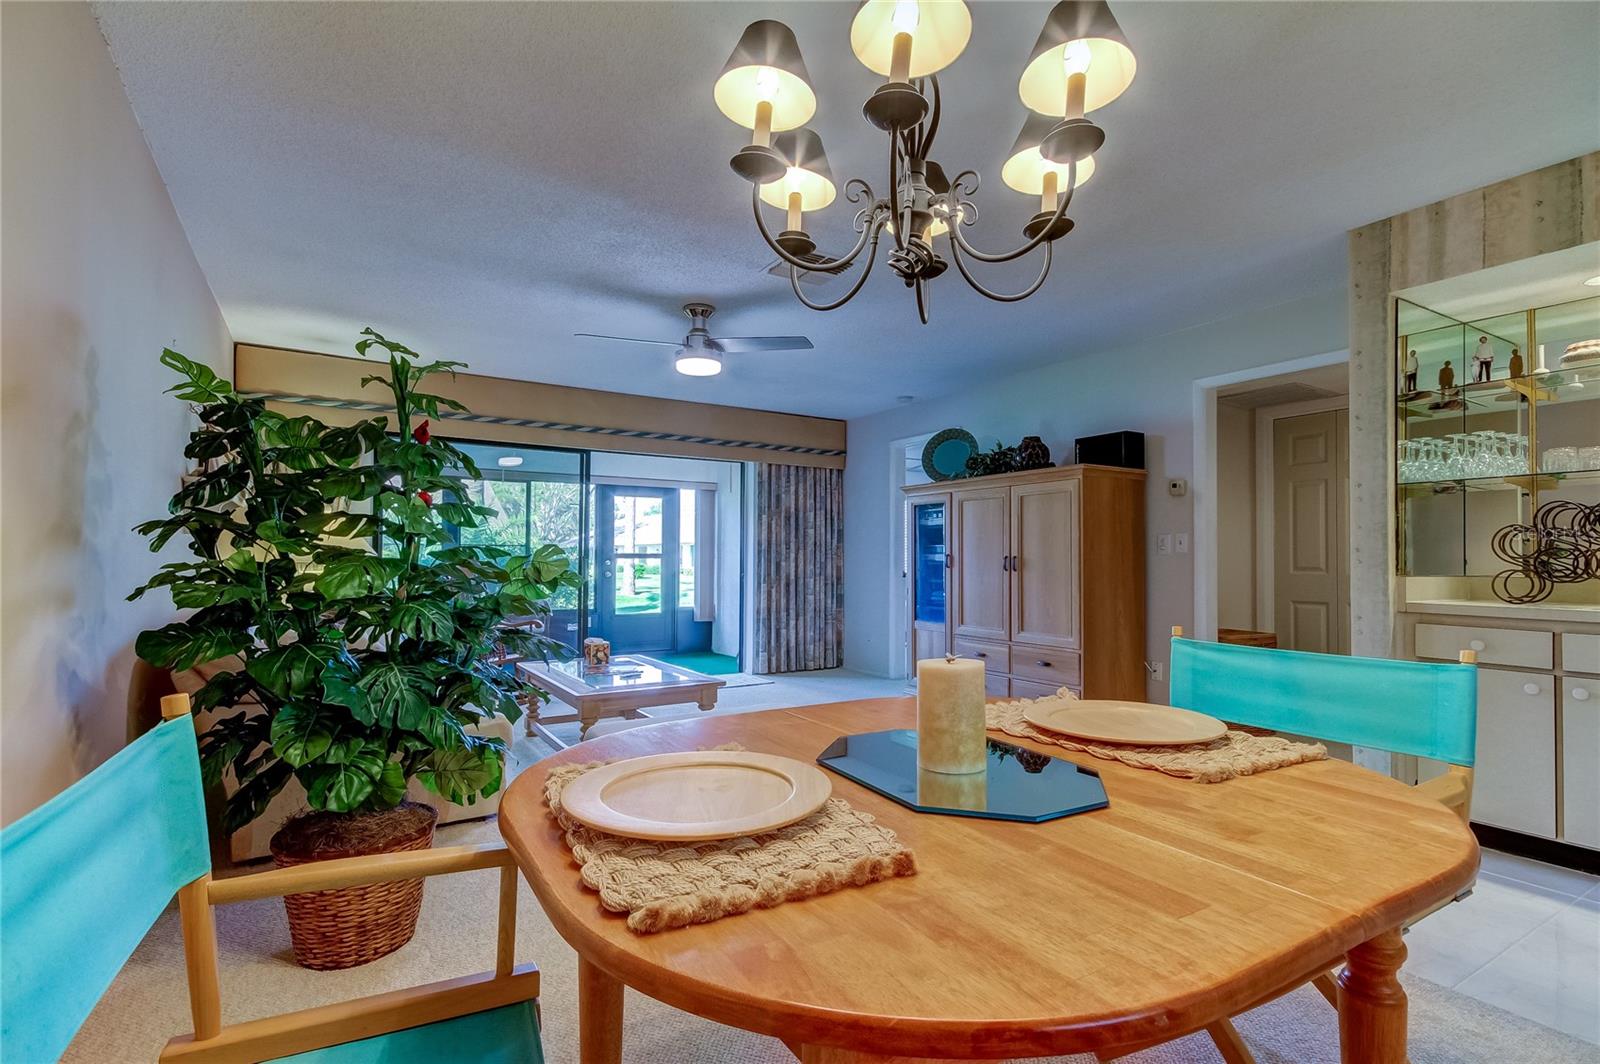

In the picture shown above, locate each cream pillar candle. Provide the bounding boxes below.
[917,655,986,775]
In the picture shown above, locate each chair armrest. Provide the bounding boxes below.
[1413,765,1473,819]
[208,842,514,905]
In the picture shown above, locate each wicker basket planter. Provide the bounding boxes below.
[269,802,438,971]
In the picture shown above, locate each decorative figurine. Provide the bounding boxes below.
[1438,359,1455,391]
[1403,349,1419,393]
[1508,346,1524,379]
[1472,335,1494,383]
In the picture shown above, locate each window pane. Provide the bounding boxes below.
[679,489,696,608]
[458,480,528,550]
[615,557,662,614]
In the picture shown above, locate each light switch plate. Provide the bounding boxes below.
[1174,532,1190,554]
[1157,533,1172,556]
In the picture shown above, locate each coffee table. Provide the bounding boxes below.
[515,655,725,748]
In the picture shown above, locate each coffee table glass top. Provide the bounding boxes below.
[539,655,708,690]
[817,729,1109,823]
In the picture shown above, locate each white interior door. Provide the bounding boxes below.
[1272,409,1350,653]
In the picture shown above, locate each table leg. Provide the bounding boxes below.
[1337,928,1408,1063]
[698,690,717,711]
[578,956,623,1064]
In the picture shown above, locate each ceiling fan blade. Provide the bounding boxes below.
[573,332,682,348]
[712,336,815,354]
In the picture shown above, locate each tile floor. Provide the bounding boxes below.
[512,666,1600,1048]
[1406,848,1600,1045]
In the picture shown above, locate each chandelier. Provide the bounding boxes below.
[713,1,1136,324]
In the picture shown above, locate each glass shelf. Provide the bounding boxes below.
[1396,293,1600,584]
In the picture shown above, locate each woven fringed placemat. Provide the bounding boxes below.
[987,691,1327,783]
[543,753,917,934]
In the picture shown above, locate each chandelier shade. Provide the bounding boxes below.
[759,129,838,212]
[714,20,818,131]
[1001,112,1097,195]
[1018,1,1136,117]
[849,0,973,79]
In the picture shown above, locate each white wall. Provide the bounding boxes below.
[1215,404,1257,629]
[1,3,232,823]
[844,288,1347,699]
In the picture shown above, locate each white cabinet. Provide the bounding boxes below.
[1472,668,1557,837]
[1563,633,1600,676]
[1416,623,1552,670]
[1561,676,1600,849]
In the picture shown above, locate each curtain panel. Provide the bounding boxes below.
[753,463,844,673]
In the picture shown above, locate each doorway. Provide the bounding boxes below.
[594,485,679,653]
[1193,352,1350,646]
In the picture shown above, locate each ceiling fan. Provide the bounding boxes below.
[575,302,813,377]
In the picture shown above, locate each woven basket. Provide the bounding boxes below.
[269,803,437,971]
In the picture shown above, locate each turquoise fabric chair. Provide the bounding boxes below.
[1,695,543,1064]
[1145,631,1479,1064]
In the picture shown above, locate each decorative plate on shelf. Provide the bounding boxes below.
[1024,699,1227,746]
[559,751,833,841]
[922,428,978,482]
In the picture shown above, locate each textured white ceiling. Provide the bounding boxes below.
[93,2,1600,419]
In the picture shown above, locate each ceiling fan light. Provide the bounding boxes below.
[849,0,972,79]
[675,350,723,377]
[758,129,838,212]
[1018,1,1136,116]
[714,21,818,131]
[1001,112,1097,195]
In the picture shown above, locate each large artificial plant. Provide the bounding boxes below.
[132,330,578,833]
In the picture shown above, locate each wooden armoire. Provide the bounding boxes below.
[904,464,1146,700]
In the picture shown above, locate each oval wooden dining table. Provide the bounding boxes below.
[499,698,1479,1063]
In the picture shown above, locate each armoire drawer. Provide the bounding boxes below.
[1562,633,1600,676]
[1010,647,1082,688]
[954,637,1009,674]
[1011,677,1078,700]
[1415,623,1552,670]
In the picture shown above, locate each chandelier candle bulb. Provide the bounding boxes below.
[752,99,774,147]
[917,655,987,775]
[786,191,803,232]
[1041,169,1060,213]
[1065,71,1087,120]
[890,31,914,83]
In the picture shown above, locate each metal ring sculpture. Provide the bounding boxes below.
[1490,500,1600,604]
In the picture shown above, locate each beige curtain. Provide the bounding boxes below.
[753,463,844,673]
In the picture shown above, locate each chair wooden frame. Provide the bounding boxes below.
[154,695,539,1064]
[1146,627,1477,1064]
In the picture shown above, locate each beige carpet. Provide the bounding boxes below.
[66,819,1593,1064]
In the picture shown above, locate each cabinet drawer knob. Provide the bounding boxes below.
[1573,688,1592,702]
[1036,660,1052,667]
[1522,682,1540,696]
[1468,640,1486,652]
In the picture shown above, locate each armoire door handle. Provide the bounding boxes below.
[1002,556,1011,571]
[1036,660,1052,667]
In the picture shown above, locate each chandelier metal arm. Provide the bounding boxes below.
[750,182,881,272]
[946,231,1055,302]
[788,229,886,312]
[941,159,1077,264]
[887,133,908,253]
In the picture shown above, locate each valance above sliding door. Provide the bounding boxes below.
[234,344,845,469]
[753,463,844,674]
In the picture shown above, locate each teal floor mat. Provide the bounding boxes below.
[650,651,741,675]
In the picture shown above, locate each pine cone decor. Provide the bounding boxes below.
[1017,436,1051,469]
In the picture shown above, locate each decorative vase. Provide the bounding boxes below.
[269,802,437,970]
[1017,436,1051,469]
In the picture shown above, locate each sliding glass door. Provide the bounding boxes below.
[594,485,678,652]
[448,441,587,654]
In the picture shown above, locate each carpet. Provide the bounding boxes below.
[64,820,1594,1064]
[652,651,741,675]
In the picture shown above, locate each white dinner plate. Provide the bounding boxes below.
[560,750,833,841]
[1023,699,1227,746]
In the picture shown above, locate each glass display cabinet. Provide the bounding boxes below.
[1396,294,1600,606]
